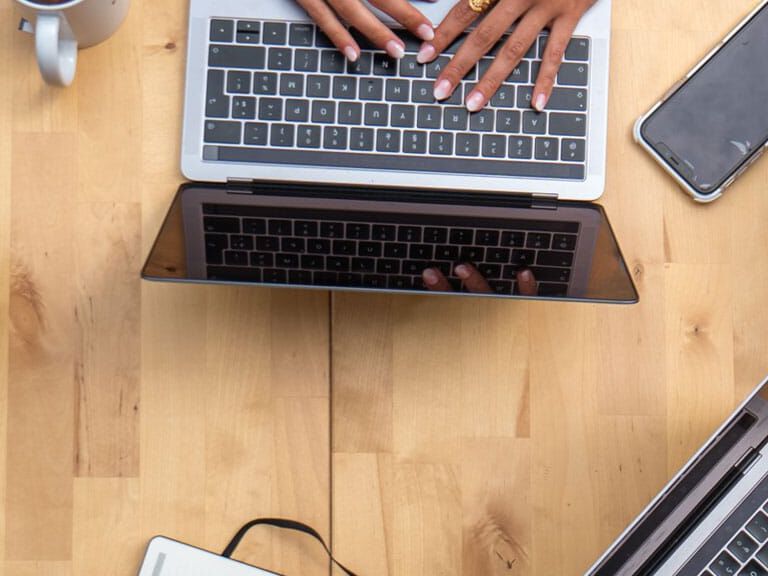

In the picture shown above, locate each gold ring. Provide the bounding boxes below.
[468,0,497,13]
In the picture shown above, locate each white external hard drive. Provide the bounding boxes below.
[137,536,281,576]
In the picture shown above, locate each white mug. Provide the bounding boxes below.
[16,0,130,86]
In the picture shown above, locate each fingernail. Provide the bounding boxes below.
[533,93,548,112]
[416,23,435,42]
[386,40,405,59]
[519,269,532,282]
[343,46,358,62]
[417,43,435,64]
[466,91,485,112]
[455,265,470,279]
[423,269,439,286]
[434,79,452,101]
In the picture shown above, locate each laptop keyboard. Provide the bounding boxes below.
[202,19,590,180]
[201,203,579,295]
[703,504,768,576]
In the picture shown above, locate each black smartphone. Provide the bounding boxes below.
[635,0,768,202]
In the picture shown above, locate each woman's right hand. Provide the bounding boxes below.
[295,0,436,61]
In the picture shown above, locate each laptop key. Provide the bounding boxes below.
[259,98,283,120]
[269,220,292,235]
[312,101,336,124]
[430,132,453,155]
[450,228,474,245]
[538,251,574,267]
[362,275,387,288]
[403,131,427,154]
[426,56,450,79]
[459,246,484,262]
[384,243,408,258]
[210,19,234,43]
[227,70,251,94]
[417,106,442,129]
[497,110,521,133]
[391,105,415,128]
[506,61,529,83]
[276,253,299,268]
[224,250,249,266]
[364,103,388,126]
[522,111,547,134]
[509,136,533,159]
[232,96,256,119]
[373,53,398,76]
[269,124,294,147]
[711,552,741,576]
[501,231,525,247]
[267,47,291,70]
[527,232,551,249]
[327,256,350,271]
[320,222,344,238]
[488,280,513,294]
[333,76,358,99]
[729,531,759,563]
[359,242,382,257]
[253,72,277,95]
[470,110,494,132]
[263,269,288,283]
[412,81,435,103]
[530,267,571,283]
[289,270,313,284]
[400,55,423,78]
[323,126,348,150]
[360,78,384,100]
[204,217,239,234]
[263,22,287,45]
[297,125,322,148]
[558,63,589,86]
[550,113,587,136]
[386,79,410,102]
[565,37,590,61]
[377,259,400,274]
[302,255,325,269]
[333,240,355,255]
[321,50,345,73]
[552,234,577,250]
[237,20,259,33]
[535,137,559,160]
[435,245,459,260]
[285,99,309,122]
[456,133,481,157]
[307,75,331,98]
[289,23,314,46]
[535,282,568,297]
[250,252,274,267]
[315,271,339,286]
[482,135,506,158]
[562,138,586,162]
[376,130,401,153]
[548,87,588,111]
[204,120,241,144]
[256,236,279,251]
[511,249,535,266]
[487,247,511,262]
[747,512,768,543]
[307,238,330,253]
[476,230,500,246]
[347,52,373,75]
[205,70,229,118]
[294,49,319,72]
[338,102,363,125]
[490,84,516,107]
[444,108,469,131]
[350,128,375,151]
[209,45,265,69]
[279,74,304,97]
[351,258,376,272]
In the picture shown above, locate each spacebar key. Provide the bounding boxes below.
[205,146,585,180]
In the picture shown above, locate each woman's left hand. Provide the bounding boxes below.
[418,0,596,112]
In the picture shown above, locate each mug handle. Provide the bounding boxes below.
[35,13,78,86]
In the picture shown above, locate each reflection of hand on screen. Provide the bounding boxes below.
[422,264,538,295]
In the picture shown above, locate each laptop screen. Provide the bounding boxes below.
[142,183,638,304]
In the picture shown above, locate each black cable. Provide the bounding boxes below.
[222,517,358,576]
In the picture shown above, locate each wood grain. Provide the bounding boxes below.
[2,1,768,575]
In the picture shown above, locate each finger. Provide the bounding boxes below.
[532,15,579,111]
[455,264,492,293]
[369,0,435,42]
[465,7,548,111]
[434,1,535,102]
[296,0,359,61]
[328,0,406,59]
[517,268,539,296]
[422,268,453,291]
[416,0,478,66]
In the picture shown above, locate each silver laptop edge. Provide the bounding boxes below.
[181,0,612,201]
[586,376,768,575]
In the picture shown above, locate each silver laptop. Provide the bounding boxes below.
[183,0,611,200]
[141,0,637,303]
[588,376,768,575]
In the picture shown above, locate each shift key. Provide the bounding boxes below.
[209,44,266,69]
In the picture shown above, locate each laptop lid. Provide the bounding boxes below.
[587,376,768,575]
[141,182,638,304]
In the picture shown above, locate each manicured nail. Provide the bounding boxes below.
[416,23,435,42]
[455,265,470,279]
[533,93,548,112]
[417,43,435,64]
[433,79,452,101]
[518,269,532,282]
[343,46,358,62]
[423,269,439,286]
[386,40,405,59]
[466,91,485,112]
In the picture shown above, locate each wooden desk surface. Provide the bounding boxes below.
[1,1,767,574]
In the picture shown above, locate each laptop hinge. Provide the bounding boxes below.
[530,193,558,210]
[225,178,256,193]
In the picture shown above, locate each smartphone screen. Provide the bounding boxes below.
[640,3,768,196]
